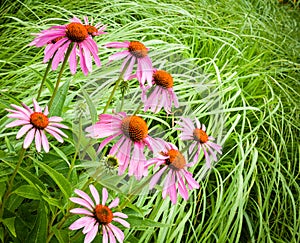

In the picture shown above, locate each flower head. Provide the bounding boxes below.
[146,140,199,204]
[29,16,106,76]
[105,41,153,87]
[142,69,179,114]
[69,185,130,243]
[85,112,160,180]
[176,117,222,167]
[5,99,68,153]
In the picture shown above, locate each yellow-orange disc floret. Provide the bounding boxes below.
[66,22,88,42]
[153,70,174,89]
[121,116,148,142]
[30,112,49,129]
[165,149,186,170]
[193,128,208,143]
[94,205,113,225]
[84,25,98,37]
[128,41,148,58]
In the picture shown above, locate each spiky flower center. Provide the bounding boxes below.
[128,41,148,58]
[193,128,208,143]
[105,155,119,168]
[153,70,174,88]
[94,205,113,225]
[165,149,186,170]
[121,116,148,142]
[66,23,88,42]
[30,112,49,129]
[84,25,98,37]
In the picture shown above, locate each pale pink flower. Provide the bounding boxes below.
[29,17,105,76]
[105,41,153,87]
[142,69,179,114]
[176,117,222,167]
[69,185,130,243]
[5,99,68,153]
[85,112,160,180]
[146,140,199,204]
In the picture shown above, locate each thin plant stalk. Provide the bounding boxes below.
[102,59,132,114]
[48,42,74,110]
[36,58,53,101]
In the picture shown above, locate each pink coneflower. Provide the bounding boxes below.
[71,16,107,37]
[105,41,153,87]
[69,185,130,243]
[5,99,68,153]
[146,140,199,204]
[29,17,104,76]
[176,117,222,167]
[85,112,160,180]
[142,69,179,114]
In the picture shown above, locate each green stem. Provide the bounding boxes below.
[133,102,143,115]
[0,148,26,219]
[67,114,82,180]
[102,59,132,114]
[48,42,74,110]
[37,58,53,101]
[119,175,153,210]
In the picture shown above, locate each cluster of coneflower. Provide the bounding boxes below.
[4,16,222,243]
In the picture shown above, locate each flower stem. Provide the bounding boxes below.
[0,148,26,219]
[67,113,82,180]
[48,42,74,110]
[102,59,131,114]
[133,102,143,115]
[36,58,53,101]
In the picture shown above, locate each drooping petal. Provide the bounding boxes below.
[70,208,94,216]
[69,216,94,230]
[23,128,36,149]
[102,187,108,205]
[108,197,119,209]
[40,130,50,153]
[16,124,33,139]
[84,224,98,243]
[35,129,42,152]
[74,189,95,208]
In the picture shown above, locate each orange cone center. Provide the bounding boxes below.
[165,149,186,170]
[128,41,148,58]
[66,22,88,42]
[121,116,148,142]
[84,25,98,37]
[193,128,208,143]
[30,112,49,129]
[153,70,174,88]
[94,205,113,225]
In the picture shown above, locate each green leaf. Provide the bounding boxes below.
[42,196,62,209]
[35,160,72,200]
[49,79,70,116]
[126,215,172,228]
[52,227,70,243]
[49,143,70,167]
[25,201,48,243]
[2,217,16,237]
[12,185,41,200]
[82,89,98,123]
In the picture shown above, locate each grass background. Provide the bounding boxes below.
[0,0,299,242]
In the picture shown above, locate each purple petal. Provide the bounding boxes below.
[74,189,95,208]
[149,166,167,189]
[69,216,94,230]
[102,187,108,205]
[70,208,93,216]
[89,184,100,205]
[108,223,125,242]
[6,119,30,128]
[113,217,130,228]
[108,197,119,209]
[84,224,98,243]
[23,128,36,149]
[35,129,42,152]
[69,197,94,211]
[40,130,49,153]
[16,124,33,139]
[113,212,128,219]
